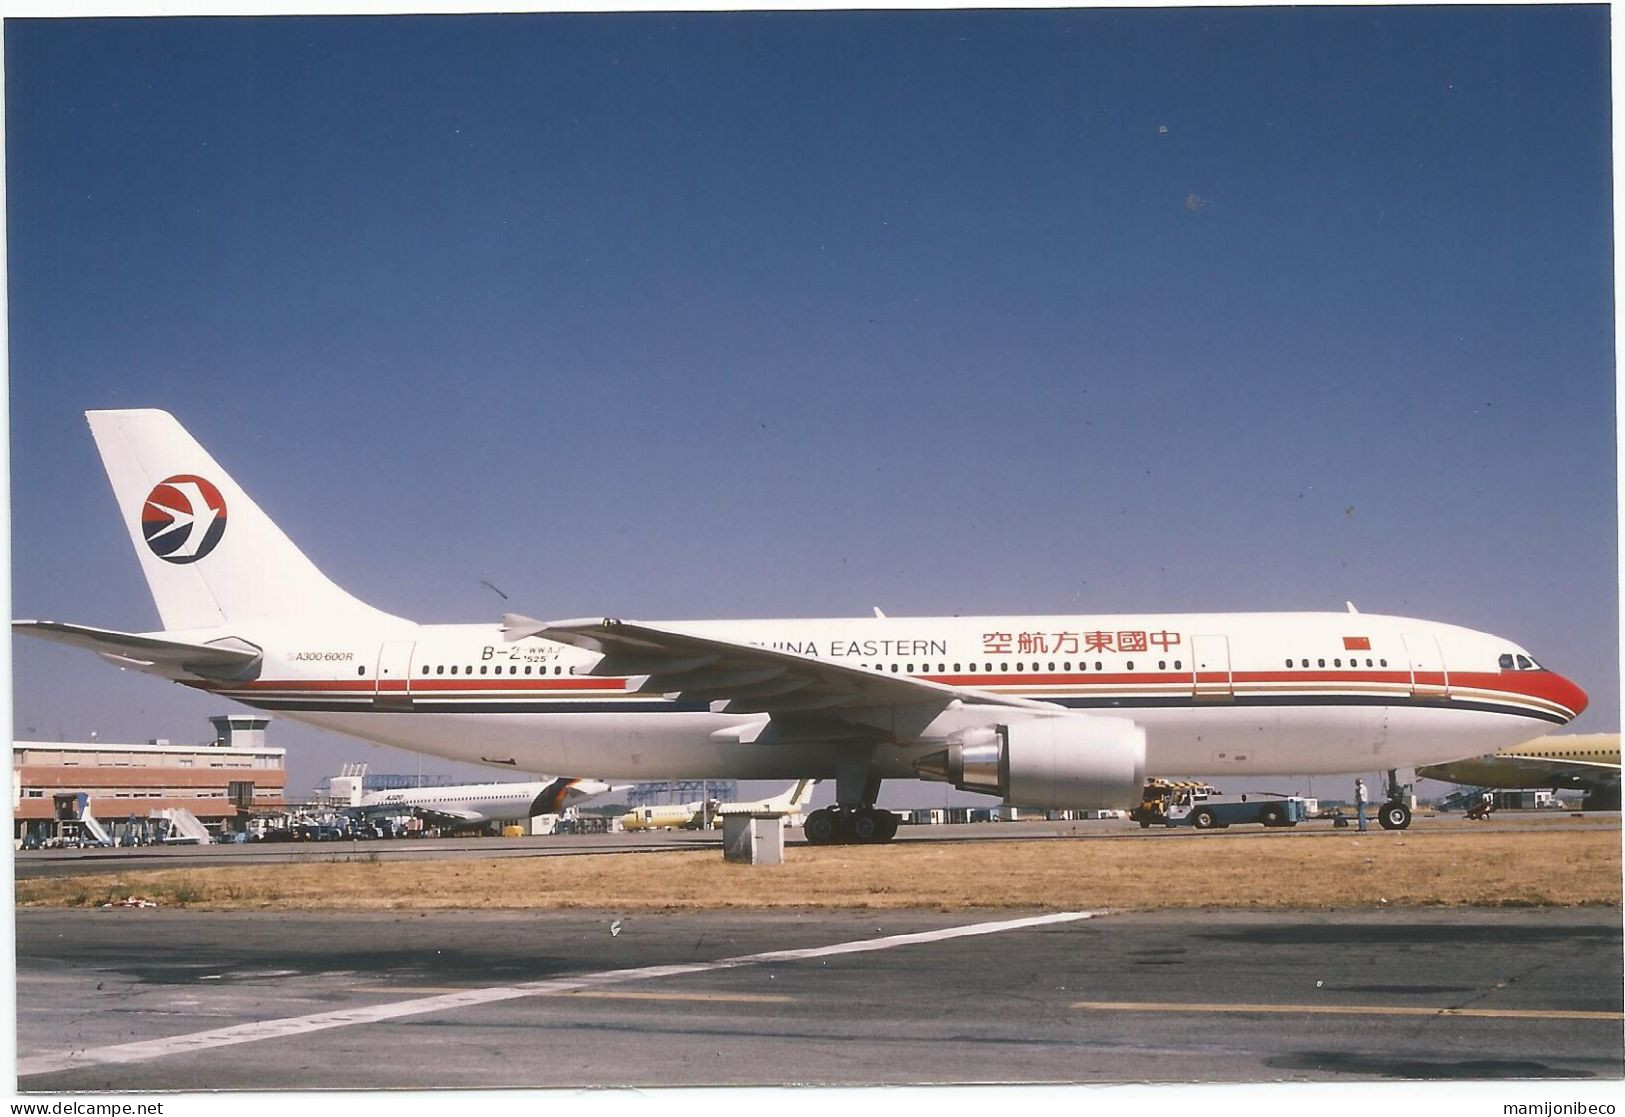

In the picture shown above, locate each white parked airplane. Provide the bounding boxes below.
[359,777,622,827]
[714,778,818,823]
[15,410,1589,844]
[619,799,711,832]
[619,779,817,831]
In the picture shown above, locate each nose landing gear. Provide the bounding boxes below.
[1376,767,1415,830]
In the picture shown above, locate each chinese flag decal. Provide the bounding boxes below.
[1343,636,1371,651]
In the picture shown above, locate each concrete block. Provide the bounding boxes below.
[723,812,785,865]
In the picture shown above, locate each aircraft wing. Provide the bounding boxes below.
[354,801,487,825]
[13,620,262,681]
[504,614,1061,738]
[408,807,485,824]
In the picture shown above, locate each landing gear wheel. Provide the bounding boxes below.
[809,808,898,845]
[832,810,855,843]
[1378,802,1412,831]
[1190,808,1218,830]
[850,811,881,843]
[803,808,839,845]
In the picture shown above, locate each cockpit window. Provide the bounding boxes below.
[1499,653,1515,669]
[1516,654,1534,670]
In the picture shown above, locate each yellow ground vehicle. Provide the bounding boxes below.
[1130,780,1218,828]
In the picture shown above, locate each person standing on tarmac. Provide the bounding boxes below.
[1354,777,1369,832]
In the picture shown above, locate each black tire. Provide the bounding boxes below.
[850,811,881,843]
[832,811,855,844]
[1190,808,1218,830]
[876,812,899,841]
[1260,805,1286,827]
[803,808,839,845]
[1139,820,1151,829]
[1378,803,1412,831]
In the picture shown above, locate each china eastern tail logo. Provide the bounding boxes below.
[142,475,227,564]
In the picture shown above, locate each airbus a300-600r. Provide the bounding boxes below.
[15,411,1589,844]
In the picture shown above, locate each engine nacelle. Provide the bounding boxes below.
[914,717,1146,810]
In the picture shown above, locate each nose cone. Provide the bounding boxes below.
[1553,671,1590,722]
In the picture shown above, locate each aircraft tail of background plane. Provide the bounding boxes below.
[781,778,816,811]
[86,409,403,632]
[716,779,818,817]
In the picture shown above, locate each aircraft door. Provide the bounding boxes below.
[375,640,416,711]
[1402,632,1450,701]
[1191,634,1234,701]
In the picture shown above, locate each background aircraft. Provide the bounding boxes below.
[619,780,820,831]
[714,779,818,824]
[618,799,712,832]
[1419,733,1619,810]
[358,777,622,826]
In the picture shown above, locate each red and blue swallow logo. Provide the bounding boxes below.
[142,475,227,564]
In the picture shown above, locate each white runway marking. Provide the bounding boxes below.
[19,909,1100,1077]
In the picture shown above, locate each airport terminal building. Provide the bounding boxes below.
[11,715,286,842]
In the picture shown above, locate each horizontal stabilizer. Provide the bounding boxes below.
[501,613,551,641]
[13,620,262,681]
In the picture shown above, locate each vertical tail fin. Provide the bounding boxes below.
[87,409,403,632]
[774,779,816,811]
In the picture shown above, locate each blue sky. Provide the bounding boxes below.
[6,9,1616,802]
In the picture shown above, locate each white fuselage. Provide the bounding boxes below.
[358,778,609,823]
[619,802,707,831]
[191,611,1586,783]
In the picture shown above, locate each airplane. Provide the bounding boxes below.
[619,799,712,832]
[619,780,817,831]
[358,777,624,827]
[14,410,1590,845]
[1419,733,1619,811]
[712,778,819,826]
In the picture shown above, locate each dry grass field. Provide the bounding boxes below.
[15,829,1621,911]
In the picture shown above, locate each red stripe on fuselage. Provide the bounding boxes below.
[220,677,630,694]
[413,676,627,692]
[196,667,1578,714]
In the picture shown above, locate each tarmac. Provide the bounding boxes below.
[14,905,1623,1091]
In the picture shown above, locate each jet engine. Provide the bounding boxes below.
[914,716,1146,810]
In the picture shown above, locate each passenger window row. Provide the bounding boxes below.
[865,660,1183,675]
[1284,658,1388,669]
[418,664,567,676]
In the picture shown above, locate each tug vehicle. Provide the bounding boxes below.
[1132,780,1308,830]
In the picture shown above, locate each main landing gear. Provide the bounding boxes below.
[803,750,899,845]
[803,807,899,845]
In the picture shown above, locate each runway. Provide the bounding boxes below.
[14,906,1622,1091]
